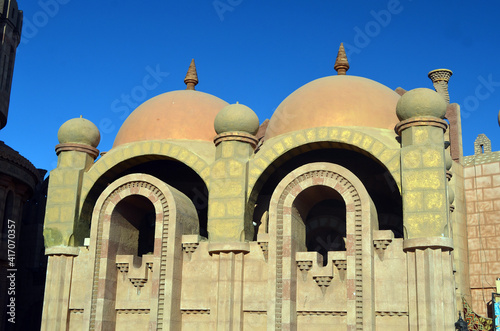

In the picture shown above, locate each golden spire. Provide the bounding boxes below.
[334,43,349,75]
[184,59,198,90]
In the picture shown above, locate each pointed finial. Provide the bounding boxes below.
[334,43,349,75]
[184,59,198,90]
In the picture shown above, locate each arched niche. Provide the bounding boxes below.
[267,162,378,331]
[294,186,346,265]
[78,157,210,245]
[252,146,402,240]
[111,195,156,257]
[85,173,199,330]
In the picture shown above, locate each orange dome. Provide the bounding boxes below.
[265,75,400,140]
[113,90,229,147]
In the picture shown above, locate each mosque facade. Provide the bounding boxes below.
[37,45,499,330]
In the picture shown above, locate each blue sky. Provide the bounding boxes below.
[2,0,500,173]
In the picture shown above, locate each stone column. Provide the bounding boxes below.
[396,88,456,330]
[404,238,455,330]
[208,103,259,242]
[42,118,100,330]
[208,137,256,242]
[41,247,79,331]
[206,104,259,329]
[208,243,249,331]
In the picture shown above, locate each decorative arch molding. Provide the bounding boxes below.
[79,140,213,213]
[267,162,378,331]
[84,173,199,330]
[248,127,401,201]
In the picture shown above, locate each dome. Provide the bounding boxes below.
[396,88,447,121]
[113,90,229,147]
[214,103,260,135]
[58,117,100,147]
[264,75,401,140]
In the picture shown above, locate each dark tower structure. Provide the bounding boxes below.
[0,0,23,129]
[0,2,47,330]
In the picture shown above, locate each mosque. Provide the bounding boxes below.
[1,1,499,330]
[38,47,499,329]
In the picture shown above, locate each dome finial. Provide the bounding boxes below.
[334,43,349,75]
[184,59,198,90]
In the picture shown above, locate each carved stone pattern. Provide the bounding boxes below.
[129,278,148,288]
[297,311,347,316]
[181,309,210,315]
[89,180,169,331]
[258,241,269,261]
[333,259,347,271]
[375,311,408,317]
[116,263,129,273]
[243,310,267,315]
[274,169,363,330]
[313,276,333,288]
[297,260,313,272]
[182,242,199,261]
[116,309,150,314]
[374,239,392,250]
[70,309,84,314]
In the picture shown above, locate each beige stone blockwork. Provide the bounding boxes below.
[483,186,500,200]
[482,161,500,175]
[470,288,495,317]
[493,174,500,187]
[476,176,492,188]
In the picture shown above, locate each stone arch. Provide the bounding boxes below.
[85,173,199,330]
[77,141,212,243]
[249,127,401,197]
[267,162,378,331]
[79,141,212,213]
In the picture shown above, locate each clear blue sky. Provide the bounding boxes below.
[2,0,500,173]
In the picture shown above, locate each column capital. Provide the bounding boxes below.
[403,237,453,252]
[208,242,250,254]
[214,132,259,148]
[395,116,448,136]
[55,143,99,159]
[45,246,80,256]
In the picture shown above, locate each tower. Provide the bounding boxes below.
[0,0,23,129]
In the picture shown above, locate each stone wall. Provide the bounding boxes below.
[464,136,500,317]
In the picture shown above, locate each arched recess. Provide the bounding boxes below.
[267,162,378,331]
[252,146,402,240]
[85,173,199,331]
[294,186,346,265]
[77,145,211,244]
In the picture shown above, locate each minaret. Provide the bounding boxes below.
[184,58,198,90]
[334,42,349,75]
[0,0,23,129]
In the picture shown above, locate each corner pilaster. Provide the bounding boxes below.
[44,118,100,248]
[396,88,456,330]
[208,102,259,242]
